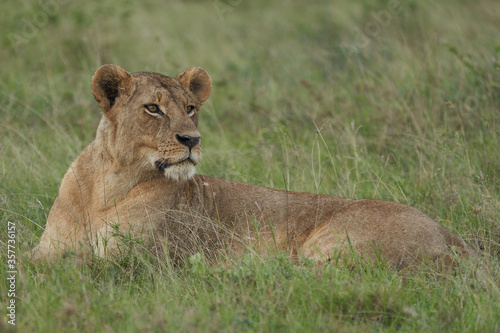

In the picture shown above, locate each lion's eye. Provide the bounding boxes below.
[186,105,195,116]
[145,104,163,115]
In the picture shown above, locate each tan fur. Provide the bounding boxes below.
[31,65,472,269]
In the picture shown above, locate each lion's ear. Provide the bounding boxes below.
[176,67,212,103]
[91,64,133,112]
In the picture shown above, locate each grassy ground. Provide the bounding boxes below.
[1,0,499,331]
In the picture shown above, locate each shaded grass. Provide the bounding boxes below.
[11,249,498,332]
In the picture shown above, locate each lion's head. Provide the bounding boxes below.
[91,64,212,181]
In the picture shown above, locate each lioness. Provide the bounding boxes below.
[31,64,471,268]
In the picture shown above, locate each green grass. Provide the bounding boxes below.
[1,0,499,331]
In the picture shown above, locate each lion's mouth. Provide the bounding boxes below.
[155,156,195,172]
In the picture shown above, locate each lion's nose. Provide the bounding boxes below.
[176,134,201,149]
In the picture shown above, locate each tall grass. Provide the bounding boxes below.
[1,0,499,331]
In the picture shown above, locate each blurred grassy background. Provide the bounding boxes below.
[1,0,499,331]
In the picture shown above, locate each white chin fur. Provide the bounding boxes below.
[163,163,196,182]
